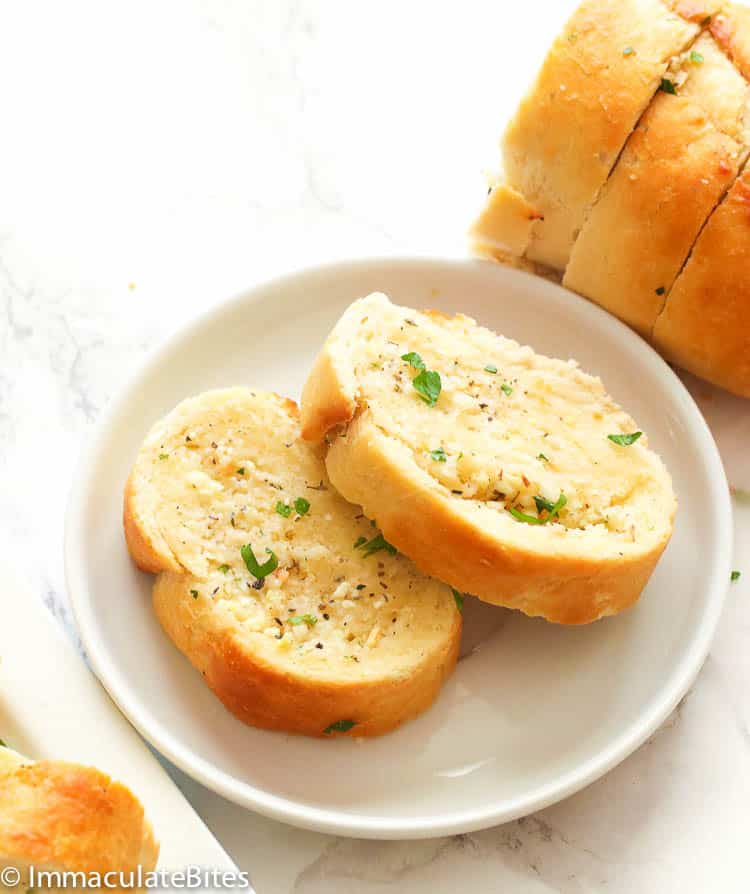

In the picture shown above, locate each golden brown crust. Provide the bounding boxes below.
[499,0,703,269]
[653,164,750,397]
[0,757,158,877]
[323,413,668,625]
[564,33,747,336]
[153,573,460,737]
[123,474,181,574]
[711,3,750,77]
[300,349,357,442]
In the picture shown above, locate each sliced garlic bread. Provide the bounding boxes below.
[491,0,711,270]
[0,745,158,890]
[653,162,750,397]
[564,31,750,336]
[124,388,461,738]
[301,294,676,625]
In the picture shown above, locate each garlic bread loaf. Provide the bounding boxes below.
[563,31,750,336]
[301,294,676,625]
[481,0,713,270]
[124,388,461,738]
[0,745,158,892]
[470,0,750,398]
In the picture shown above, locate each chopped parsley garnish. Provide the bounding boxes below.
[508,507,544,524]
[241,544,278,579]
[701,14,712,25]
[294,497,311,516]
[623,46,635,56]
[430,447,447,462]
[690,50,704,64]
[218,564,230,574]
[324,719,357,735]
[158,453,169,460]
[608,432,642,446]
[659,78,677,95]
[237,467,245,475]
[356,533,397,557]
[190,589,199,599]
[0,739,6,747]
[534,494,556,514]
[501,383,513,396]
[655,286,666,296]
[401,351,426,370]
[484,364,498,374]
[731,570,741,582]
[412,369,442,407]
[452,589,464,612]
[537,453,549,462]
[276,501,292,518]
[289,614,317,627]
[509,493,567,525]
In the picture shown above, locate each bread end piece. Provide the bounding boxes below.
[0,753,159,884]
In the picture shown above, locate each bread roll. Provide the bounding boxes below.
[563,31,749,336]
[301,294,676,625]
[0,746,158,893]
[124,388,461,738]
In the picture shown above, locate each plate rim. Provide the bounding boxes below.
[65,255,733,839]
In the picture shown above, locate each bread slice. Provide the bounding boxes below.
[124,388,461,738]
[653,161,750,396]
[301,294,676,625]
[494,0,713,270]
[563,31,750,336]
[0,745,158,890]
[646,4,750,398]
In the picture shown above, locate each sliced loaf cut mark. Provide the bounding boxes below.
[476,0,715,271]
[301,294,676,624]
[652,157,750,396]
[563,31,750,336]
[649,3,750,396]
[125,388,461,737]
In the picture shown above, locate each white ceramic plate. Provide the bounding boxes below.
[65,258,732,839]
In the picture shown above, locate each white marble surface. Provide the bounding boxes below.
[1,1,748,891]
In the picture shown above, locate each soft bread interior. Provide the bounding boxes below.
[129,389,459,680]
[310,294,675,563]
